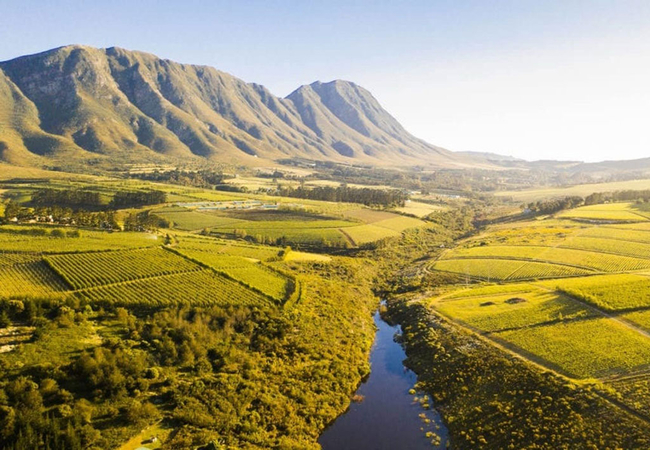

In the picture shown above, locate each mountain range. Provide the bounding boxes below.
[0,45,479,170]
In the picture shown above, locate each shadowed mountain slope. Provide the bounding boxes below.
[0,45,473,169]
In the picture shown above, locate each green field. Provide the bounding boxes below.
[429,202,650,383]
[432,258,593,281]
[45,248,200,289]
[580,225,650,244]
[175,236,281,260]
[560,236,650,258]
[541,274,650,311]
[153,208,246,231]
[445,244,650,272]
[176,249,290,301]
[557,203,648,222]
[495,179,650,202]
[495,318,650,378]
[0,260,68,298]
[435,290,593,332]
[77,269,270,307]
[0,226,160,253]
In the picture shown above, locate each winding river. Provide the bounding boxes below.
[318,309,449,449]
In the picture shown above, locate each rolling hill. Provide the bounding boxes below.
[0,45,473,169]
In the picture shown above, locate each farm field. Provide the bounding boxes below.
[561,236,650,258]
[442,244,650,272]
[175,236,281,260]
[77,269,271,308]
[494,318,650,378]
[557,203,648,222]
[429,201,650,386]
[0,226,160,253]
[152,207,247,231]
[175,248,290,301]
[394,200,446,217]
[495,179,650,202]
[432,258,593,281]
[45,248,200,289]
[0,225,298,308]
[539,274,650,311]
[0,260,68,298]
[580,225,650,244]
[434,290,594,332]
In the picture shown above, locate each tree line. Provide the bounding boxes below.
[274,185,408,207]
[130,169,229,188]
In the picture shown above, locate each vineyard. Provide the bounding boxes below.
[541,274,650,311]
[494,318,650,378]
[76,269,270,308]
[0,223,297,309]
[434,290,593,332]
[557,202,648,222]
[175,236,281,260]
[175,249,290,301]
[0,261,68,298]
[0,227,159,253]
[44,248,201,289]
[431,258,592,281]
[429,202,650,386]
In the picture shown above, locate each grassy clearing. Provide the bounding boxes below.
[153,208,246,231]
[1,321,100,371]
[495,318,650,378]
[342,224,399,245]
[464,224,580,246]
[394,201,446,217]
[45,248,200,289]
[284,250,331,262]
[435,290,593,332]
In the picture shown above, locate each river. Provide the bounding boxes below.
[318,309,449,449]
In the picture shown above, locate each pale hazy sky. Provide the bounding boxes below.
[1,0,649,162]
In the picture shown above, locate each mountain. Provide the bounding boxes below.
[0,45,473,170]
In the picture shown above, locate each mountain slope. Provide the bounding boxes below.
[0,45,470,169]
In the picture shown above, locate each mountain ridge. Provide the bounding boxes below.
[0,45,475,170]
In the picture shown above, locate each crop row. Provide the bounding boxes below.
[77,269,269,308]
[581,226,650,244]
[494,318,650,378]
[540,274,650,312]
[0,261,68,298]
[443,245,650,272]
[560,237,650,259]
[435,291,594,333]
[176,238,280,260]
[432,258,591,281]
[175,249,290,301]
[45,248,200,289]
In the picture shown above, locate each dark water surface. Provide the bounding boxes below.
[318,310,449,450]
